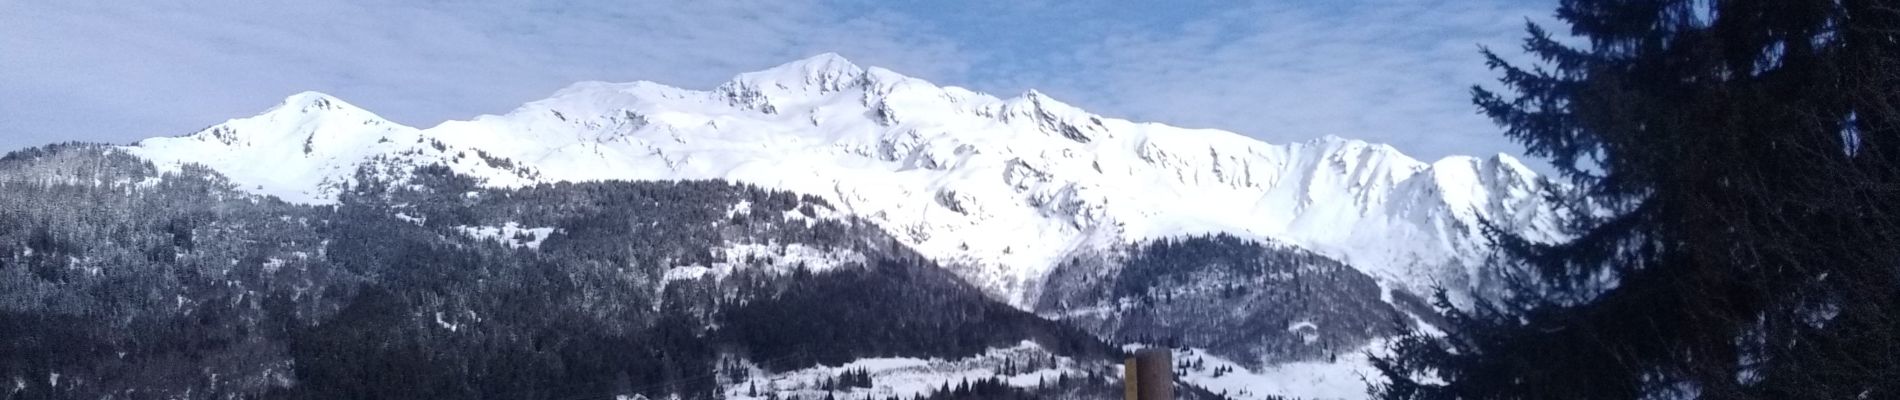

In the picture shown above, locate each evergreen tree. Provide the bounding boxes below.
[1375,0,1900,399]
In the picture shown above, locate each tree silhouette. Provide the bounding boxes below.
[1375,0,1900,398]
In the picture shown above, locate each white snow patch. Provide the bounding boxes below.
[393,213,426,226]
[1286,321,1318,332]
[455,222,557,249]
[720,341,1091,400]
[433,311,460,332]
[726,200,753,218]
[664,243,867,284]
[663,266,713,282]
[1173,345,1389,400]
[1287,321,1322,345]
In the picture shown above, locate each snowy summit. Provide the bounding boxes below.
[127,53,1563,306]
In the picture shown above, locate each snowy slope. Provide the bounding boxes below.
[718,341,1094,400]
[1171,345,1388,400]
[126,53,1562,305]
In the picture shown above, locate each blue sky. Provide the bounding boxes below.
[0,0,1558,165]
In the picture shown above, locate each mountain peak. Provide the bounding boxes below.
[730,53,866,91]
[714,53,869,113]
[122,54,1562,313]
[274,91,361,115]
[1303,135,1407,159]
[998,89,1089,120]
[149,90,399,153]
[790,52,857,71]
[1486,152,1536,176]
[242,91,397,130]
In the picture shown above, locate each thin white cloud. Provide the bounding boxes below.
[1,0,1561,168]
[977,0,1560,164]
[0,0,973,149]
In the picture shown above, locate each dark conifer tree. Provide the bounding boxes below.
[1375,0,1900,399]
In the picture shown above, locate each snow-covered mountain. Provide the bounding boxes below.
[126,53,1562,306]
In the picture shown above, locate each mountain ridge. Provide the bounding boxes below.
[124,53,1564,306]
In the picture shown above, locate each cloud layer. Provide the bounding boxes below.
[919,0,1559,164]
[0,0,973,148]
[1,0,1557,165]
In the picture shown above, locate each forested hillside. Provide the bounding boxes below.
[0,144,1125,400]
[1039,234,1436,368]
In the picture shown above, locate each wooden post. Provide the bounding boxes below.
[1124,357,1140,400]
[1124,348,1174,400]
